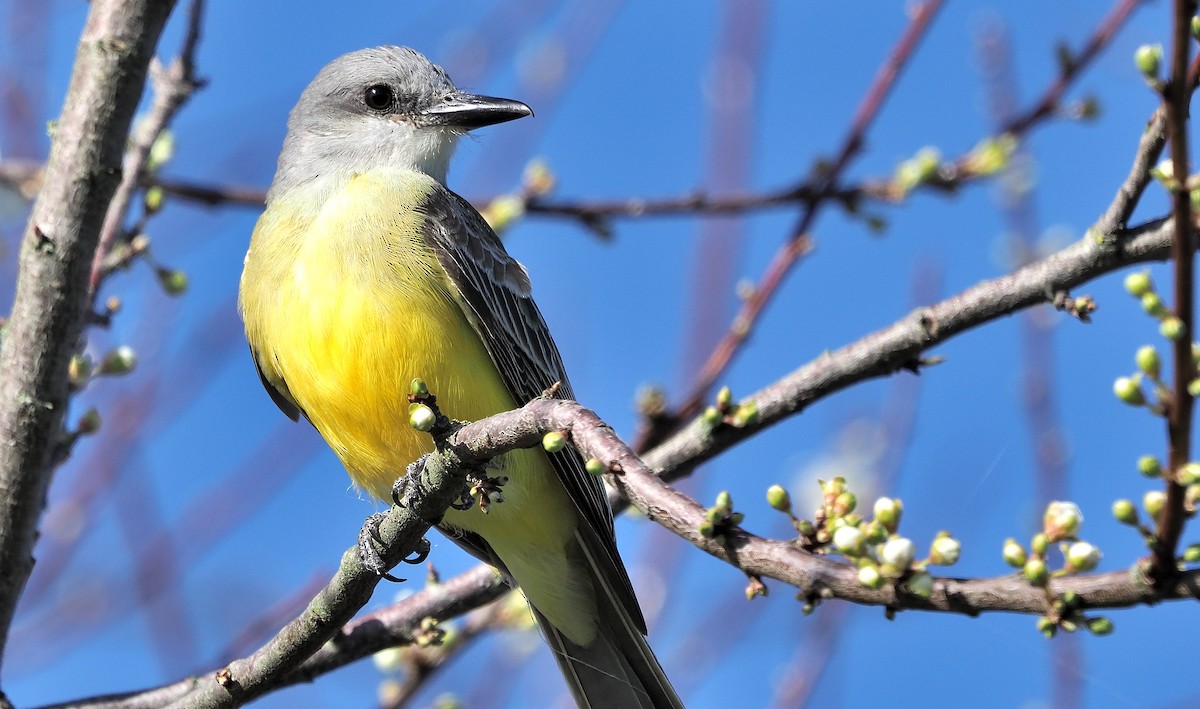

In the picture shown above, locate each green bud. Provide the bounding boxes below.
[766,484,791,512]
[1112,376,1146,406]
[410,378,429,397]
[98,346,137,376]
[68,354,93,385]
[904,570,934,599]
[1066,541,1102,572]
[822,477,846,497]
[1139,455,1163,477]
[1086,617,1114,636]
[880,536,916,571]
[76,408,101,435]
[1183,543,1200,563]
[144,185,165,213]
[832,525,866,556]
[929,532,961,566]
[1141,291,1166,316]
[584,458,606,476]
[1161,317,1187,341]
[1180,462,1200,485]
[1193,15,1200,40]
[700,406,722,428]
[967,135,1016,176]
[895,146,942,192]
[156,267,188,295]
[716,385,732,409]
[1143,490,1167,520]
[1037,616,1057,638]
[715,490,733,513]
[1024,558,1049,586]
[1031,533,1049,556]
[730,399,759,428]
[1135,43,1163,81]
[1044,500,1084,542]
[797,519,816,537]
[1111,499,1138,525]
[706,506,724,524]
[1003,538,1027,568]
[1060,590,1079,608]
[832,492,857,516]
[1136,345,1161,379]
[408,403,435,432]
[698,521,716,538]
[147,129,175,171]
[728,512,745,526]
[1189,379,1200,397]
[1125,271,1153,297]
[857,564,883,589]
[873,496,903,533]
[542,431,566,453]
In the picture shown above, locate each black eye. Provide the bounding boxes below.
[364,84,394,111]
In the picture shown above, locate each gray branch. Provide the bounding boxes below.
[0,0,176,696]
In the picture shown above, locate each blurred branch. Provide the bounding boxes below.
[0,0,176,696]
[89,0,206,293]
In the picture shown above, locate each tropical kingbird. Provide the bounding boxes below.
[239,46,682,708]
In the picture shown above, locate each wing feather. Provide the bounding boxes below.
[419,186,645,633]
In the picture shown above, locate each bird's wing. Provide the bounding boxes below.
[420,185,646,633]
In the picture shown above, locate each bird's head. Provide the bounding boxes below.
[270,46,531,199]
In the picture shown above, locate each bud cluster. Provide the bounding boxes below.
[700,385,760,433]
[767,478,959,597]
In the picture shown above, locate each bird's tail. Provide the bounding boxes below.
[534,532,684,708]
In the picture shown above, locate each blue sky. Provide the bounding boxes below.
[2,1,1198,707]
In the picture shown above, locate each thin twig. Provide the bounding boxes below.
[88,0,206,294]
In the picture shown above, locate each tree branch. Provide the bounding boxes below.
[0,0,176,696]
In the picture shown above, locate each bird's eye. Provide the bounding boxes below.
[364,84,394,111]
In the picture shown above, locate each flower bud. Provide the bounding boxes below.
[1141,291,1166,316]
[1135,43,1163,81]
[1037,616,1057,638]
[1124,271,1153,297]
[1179,462,1200,485]
[716,385,732,409]
[1143,490,1167,520]
[1135,345,1161,379]
[766,484,791,512]
[410,378,429,397]
[832,525,866,556]
[1043,500,1084,541]
[1183,544,1200,563]
[880,536,916,571]
[873,496,903,532]
[156,267,188,295]
[76,408,101,435]
[715,490,733,513]
[857,564,883,589]
[1138,455,1163,478]
[542,431,566,453]
[1086,617,1114,636]
[1066,541,1102,572]
[832,492,857,516]
[822,477,846,497]
[1031,532,1049,555]
[1003,538,1027,568]
[408,403,435,432]
[98,346,137,376]
[1024,558,1049,586]
[585,458,606,476]
[1112,376,1145,406]
[904,570,934,599]
[929,532,961,566]
[1160,316,1187,341]
[1111,499,1138,525]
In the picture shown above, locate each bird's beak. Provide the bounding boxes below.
[419,92,533,130]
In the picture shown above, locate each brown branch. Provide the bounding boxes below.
[1155,0,1198,577]
[88,0,205,293]
[0,0,176,694]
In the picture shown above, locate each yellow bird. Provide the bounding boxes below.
[239,46,682,708]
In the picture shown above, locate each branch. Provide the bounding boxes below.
[0,0,176,692]
[88,0,206,293]
[1154,0,1197,578]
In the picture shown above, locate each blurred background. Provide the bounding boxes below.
[1,1,1196,707]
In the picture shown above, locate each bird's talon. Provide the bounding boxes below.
[404,538,431,565]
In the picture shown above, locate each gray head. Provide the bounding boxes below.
[269,46,531,200]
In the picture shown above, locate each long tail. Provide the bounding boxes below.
[534,531,684,708]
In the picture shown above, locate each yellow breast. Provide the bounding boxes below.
[239,169,594,643]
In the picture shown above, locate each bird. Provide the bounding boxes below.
[239,46,683,708]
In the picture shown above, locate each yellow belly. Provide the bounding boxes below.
[240,169,597,644]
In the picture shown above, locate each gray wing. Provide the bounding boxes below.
[419,185,646,634]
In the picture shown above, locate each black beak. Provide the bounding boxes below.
[420,92,533,129]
